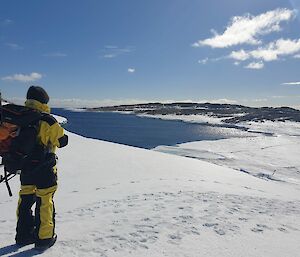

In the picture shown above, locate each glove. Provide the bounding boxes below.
[58,135,68,148]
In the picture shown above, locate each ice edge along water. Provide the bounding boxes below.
[0,115,299,257]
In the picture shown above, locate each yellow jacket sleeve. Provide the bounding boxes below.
[38,115,68,152]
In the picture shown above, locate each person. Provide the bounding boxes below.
[15,86,68,250]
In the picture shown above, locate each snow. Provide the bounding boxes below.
[155,135,300,186]
[138,113,300,136]
[52,114,68,126]
[153,116,300,188]
[0,115,300,256]
[137,113,225,125]
[241,120,300,136]
[63,108,86,112]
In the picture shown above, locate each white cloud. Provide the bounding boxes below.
[245,61,264,69]
[198,58,209,64]
[128,68,135,73]
[252,98,268,102]
[281,81,300,85]
[229,38,300,63]
[251,38,300,61]
[208,98,238,104]
[192,8,295,48]
[100,45,135,58]
[229,49,250,61]
[294,54,300,58]
[43,52,67,57]
[181,98,238,104]
[2,72,42,82]
[103,54,117,58]
[5,43,23,50]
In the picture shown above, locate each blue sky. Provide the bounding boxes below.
[0,0,300,108]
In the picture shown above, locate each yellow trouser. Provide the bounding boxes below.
[17,185,57,240]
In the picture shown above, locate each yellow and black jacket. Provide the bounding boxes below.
[25,99,68,152]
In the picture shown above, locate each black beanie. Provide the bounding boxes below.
[26,86,49,104]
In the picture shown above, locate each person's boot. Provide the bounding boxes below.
[34,234,57,251]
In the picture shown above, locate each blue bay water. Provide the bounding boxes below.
[52,109,242,149]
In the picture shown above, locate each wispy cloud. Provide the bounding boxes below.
[1,19,13,26]
[208,98,238,104]
[104,45,118,49]
[128,68,135,73]
[182,98,238,104]
[245,61,264,69]
[5,43,23,50]
[198,58,209,64]
[103,54,117,58]
[2,72,42,82]
[281,81,300,85]
[43,52,67,57]
[252,98,268,102]
[197,56,226,64]
[294,54,300,58]
[192,8,295,48]
[271,95,286,98]
[100,45,135,59]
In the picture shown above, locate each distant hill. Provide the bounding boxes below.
[87,102,300,123]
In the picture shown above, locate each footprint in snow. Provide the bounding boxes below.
[277,227,288,233]
[61,190,300,254]
[203,223,218,228]
[168,233,182,244]
[251,227,264,233]
[214,229,226,236]
[96,187,106,190]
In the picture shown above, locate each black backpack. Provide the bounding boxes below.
[0,104,42,173]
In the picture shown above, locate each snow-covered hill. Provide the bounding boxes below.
[1,131,300,256]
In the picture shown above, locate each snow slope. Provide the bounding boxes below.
[154,119,300,189]
[1,131,300,257]
[154,135,300,186]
